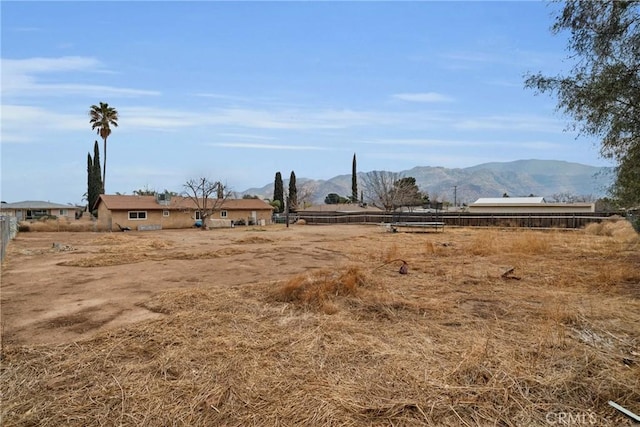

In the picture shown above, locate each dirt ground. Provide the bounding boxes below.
[1,224,382,346]
[1,223,639,426]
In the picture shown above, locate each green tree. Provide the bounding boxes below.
[351,153,358,203]
[610,146,640,206]
[288,171,298,212]
[393,177,423,210]
[86,154,94,212]
[133,185,157,196]
[270,200,282,212]
[89,102,119,193]
[273,172,284,213]
[525,1,640,207]
[324,193,349,204]
[87,140,103,215]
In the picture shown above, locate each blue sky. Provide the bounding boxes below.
[1,1,613,204]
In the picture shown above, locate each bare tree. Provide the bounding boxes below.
[362,171,401,212]
[183,177,231,230]
[363,172,427,212]
[549,193,596,203]
[296,181,318,209]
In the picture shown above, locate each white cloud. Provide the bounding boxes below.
[121,106,400,131]
[209,142,328,151]
[393,92,454,103]
[440,49,567,71]
[120,107,197,130]
[3,56,101,73]
[1,56,160,98]
[455,114,564,133]
[218,133,276,140]
[361,137,563,151]
[1,105,87,144]
[361,138,486,148]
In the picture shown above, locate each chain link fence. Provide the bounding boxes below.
[1,215,18,262]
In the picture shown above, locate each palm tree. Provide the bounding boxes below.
[89,102,118,193]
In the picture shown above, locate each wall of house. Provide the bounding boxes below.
[214,209,273,225]
[99,209,196,231]
[0,208,78,220]
[98,208,273,231]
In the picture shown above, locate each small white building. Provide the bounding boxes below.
[468,197,595,214]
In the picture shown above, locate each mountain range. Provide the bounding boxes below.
[241,159,615,205]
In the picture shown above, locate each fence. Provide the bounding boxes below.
[1,216,18,262]
[298,211,617,229]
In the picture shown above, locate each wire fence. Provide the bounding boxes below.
[1,216,18,262]
[297,211,619,229]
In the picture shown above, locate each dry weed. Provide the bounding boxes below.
[234,236,274,244]
[274,266,366,311]
[585,218,639,243]
[19,218,95,232]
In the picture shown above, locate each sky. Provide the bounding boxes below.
[1,1,615,205]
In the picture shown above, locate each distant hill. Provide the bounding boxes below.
[240,159,615,205]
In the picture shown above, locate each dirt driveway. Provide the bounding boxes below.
[1,225,380,346]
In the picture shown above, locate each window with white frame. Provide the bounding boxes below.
[128,211,147,220]
[59,209,67,216]
[220,210,228,218]
[163,210,170,217]
[195,211,202,220]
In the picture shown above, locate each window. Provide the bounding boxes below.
[59,209,67,216]
[27,209,48,219]
[220,210,228,218]
[195,211,202,220]
[128,211,147,220]
[163,210,170,217]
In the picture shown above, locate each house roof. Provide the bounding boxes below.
[0,200,79,210]
[471,197,546,205]
[299,203,383,213]
[96,195,274,211]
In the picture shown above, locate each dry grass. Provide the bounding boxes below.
[18,217,96,232]
[2,225,639,426]
[54,234,245,267]
[274,266,368,313]
[585,217,640,243]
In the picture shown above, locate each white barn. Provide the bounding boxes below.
[468,197,595,214]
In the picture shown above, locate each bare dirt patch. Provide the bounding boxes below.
[1,222,639,426]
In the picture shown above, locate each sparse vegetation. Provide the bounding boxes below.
[1,224,638,426]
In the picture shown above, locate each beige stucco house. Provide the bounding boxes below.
[95,194,274,231]
[468,197,595,214]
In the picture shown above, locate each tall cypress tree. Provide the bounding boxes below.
[87,140,104,214]
[273,172,284,213]
[93,141,103,196]
[87,153,94,211]
[288,171,298,212]
[351,153,358,203]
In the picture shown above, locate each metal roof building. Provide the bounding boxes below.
[468,197,594,213]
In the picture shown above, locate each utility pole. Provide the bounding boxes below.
[285,195,290,228]
[453,186,457,208]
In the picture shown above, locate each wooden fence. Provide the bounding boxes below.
[297,211,619,229]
